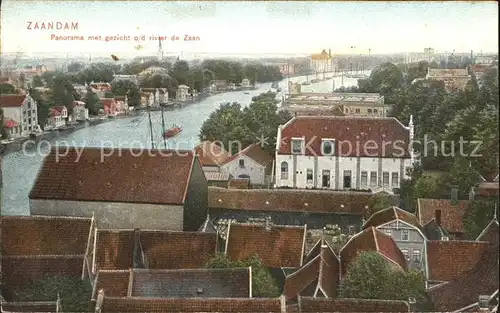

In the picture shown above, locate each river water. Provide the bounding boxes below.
[1,73,363,215]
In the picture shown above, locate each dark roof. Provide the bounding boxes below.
[283,241,340,300]
[222,143,273,167]
[29,147,196,205]
[423,219,449,241]
[194,141,231,167]
[426,240,490,281]
[0,215,92,255]
[93,268,250,300]
[476,220,499,245]
[96,294,283,312]
[340,227,407,277]
[0,95,26,107]
[208,187,372,215]
[298,297,410,312]
[362,206,421,229]
[225,223,306,268]
[427,244,499,312]
[278,116,410,158]
[417,199,469,234]
[0,301,59,312]
[94,229,218,271]
[227,178,250,189]
[1,255,84,300]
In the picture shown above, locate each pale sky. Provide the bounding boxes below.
[1,1,498,56]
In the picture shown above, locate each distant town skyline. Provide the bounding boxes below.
[1,1,498,56]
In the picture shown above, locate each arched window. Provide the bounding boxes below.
[280,161,288,180]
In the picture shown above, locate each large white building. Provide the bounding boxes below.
[0,94,39,137]
[274,116,415,191]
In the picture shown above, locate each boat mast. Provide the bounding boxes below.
[147,107,155,149]
[161,106,167,149]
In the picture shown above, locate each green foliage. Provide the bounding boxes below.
[84,90,102,116]
[0,83,16,94]
[15,276,93,312]
[413,172,447,200]
[205,253,281,298]
[366,193,396,218]
[199,92,291,154]
[342,252,426,303]
[32,75,45,88]
[67,62,84,73]
[463,200,498,240]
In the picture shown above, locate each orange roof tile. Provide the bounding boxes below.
[208,187,372,214]
[417,199,469,234]
[225,223,306,268]
[0,95,26,107]
[298,297,410,312]
[363,206,421,229]
[278,116,410,158]
[95,230,135,270]
[222,143,273,167]
[0,215,92,256]
[97,295,283,312]
[194,141,231,167]
[340,227,407,276]
[0,301,59,312]
[29,147,196,205]
[426,240,490,281]
[92,270,130,300]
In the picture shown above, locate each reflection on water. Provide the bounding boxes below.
[1,74,362,215]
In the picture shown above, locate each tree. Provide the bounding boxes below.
[84,89,102,116]
[171,60,190,86]
[342,252,426,303]
[413,173,447,200]
[0,107,9,139]
[205,253,281,298]
[15,275,93,312]
[67,62,84,73]
[462,200,498,240]
[31,75,45,88]
[366,193,396,219]
[29,88,51,129]
[0,83,16,94]
[112,80,138,96]
[80,62,119,83]
[445,157,481,199]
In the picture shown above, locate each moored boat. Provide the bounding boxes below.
[163,125,183,139]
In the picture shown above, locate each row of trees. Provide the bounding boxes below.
[199,91,292,154]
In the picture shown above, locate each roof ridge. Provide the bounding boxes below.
[372,227,380,251]
[231,222,306,230]
[131,268,250,274]
[2,254,85,259]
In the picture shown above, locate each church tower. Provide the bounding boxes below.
[157,38,163,62]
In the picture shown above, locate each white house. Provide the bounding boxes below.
[274,116,415,191]
[176,85,190,102]
[0,94,39,136]
[72,101,89,121]
[241,78,250,88]
[219,143,274,185]
[48,106,67,129]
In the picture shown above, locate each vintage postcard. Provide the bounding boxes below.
[0,1,498,312]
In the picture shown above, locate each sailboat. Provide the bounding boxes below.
[163,124,183,139]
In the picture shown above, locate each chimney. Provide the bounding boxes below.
[435,210,442,226]
[478,295,490,311]
[265,216,272,231]
[451,186,458,204]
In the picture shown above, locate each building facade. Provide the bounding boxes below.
[426,68,471,91]
[275,116,414,191]
[0,94,39,136]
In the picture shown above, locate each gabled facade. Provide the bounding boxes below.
[362,207,427,272]
[275,116,414,190]
[0,94,39,136]
[426,68,471,91]
[72,100,89,121]
[193,141,231,172]
[220,143,274,185]
[29,147,208,231]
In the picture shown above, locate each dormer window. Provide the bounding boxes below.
[239,159,245,168]
[321,139,335,156]
[291,138,304,154]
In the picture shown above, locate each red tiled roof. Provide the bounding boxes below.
[428,244,499,312]
[0,301,59,312]
[426,240,490,281]
[222,143,274,167]
[227,178,250,189]
[298,297,410,312]
[194,141,231,167]
[340,227,407,276]
[92,270,130,300]
[225,223,306,268]
[29,147,196,205]
[3,119,18,128]
[278,116,410,158]
[100,98,116,106]
[476,220,499,245]
[283,241,339,300]
[1,255,84,300]
[97,295,283,312]
[363,207,421,229]
[140,230,218,269]
[0,95,26,107]
[208,187,372,215]
[94,229,218,271]
[0,215,92,255]
[417,199,469,233]
[50,107,62,116]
